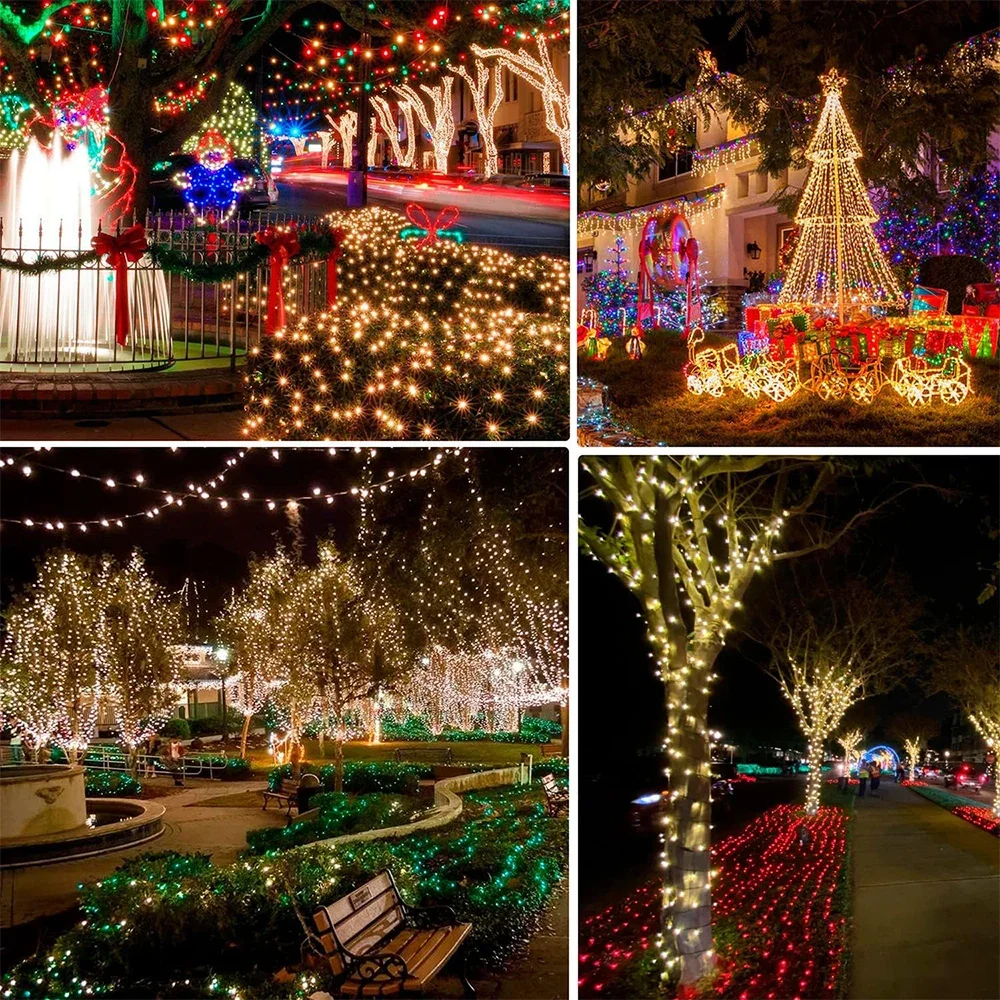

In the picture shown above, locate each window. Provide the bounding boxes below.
[657,119,695,182]
[736,172,750,198]
[658,146,694,182]
[754,171,768,195]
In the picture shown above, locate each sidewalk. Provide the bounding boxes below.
[0,779,281,931]
[850,779,1000,999]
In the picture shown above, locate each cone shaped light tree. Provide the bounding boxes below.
[778,69,904,322]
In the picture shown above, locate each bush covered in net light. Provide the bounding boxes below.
[244,207,569,441]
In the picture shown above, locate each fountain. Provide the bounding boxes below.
[0,134,171,367]
[0,764,164,867]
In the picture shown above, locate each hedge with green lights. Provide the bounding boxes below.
[84,769,143,797]
[267,759,433,795]
[245,791,425,854]
[243,206,570,442]
[379,713,561,744]
[3,784,567,999]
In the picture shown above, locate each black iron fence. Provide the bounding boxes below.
[0,211,330,372]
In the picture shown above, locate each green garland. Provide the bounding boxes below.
[0,230,339,283]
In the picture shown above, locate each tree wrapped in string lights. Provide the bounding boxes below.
[454,60,503,177]
[778,69,904,322]
[371,97,416,168]
[579,457,909,986]
[2,550,104,761]
[286,541,412,791]
[837,727,864,774]
[934,628,1000,816]
[887,712,938,781]
[471,35,570,167]
[393,79,456,174]
[215,548,297,759]
[763,578,915,814]
[97,551,182,772]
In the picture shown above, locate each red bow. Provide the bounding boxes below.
[91,224,148,347]
[405,204,460,247]
[255,225,301,335]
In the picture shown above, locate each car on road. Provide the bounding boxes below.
[629,765,737,832]
[517,172,570,193]
[943,761,990,791]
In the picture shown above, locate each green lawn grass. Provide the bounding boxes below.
[581,329,1000,446]
[242,738,549,774]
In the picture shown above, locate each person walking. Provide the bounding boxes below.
[870,759,881,795]
[166,738,186,787]
[857,760,870,797]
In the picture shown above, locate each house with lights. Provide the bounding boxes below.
[578,85,1000,330]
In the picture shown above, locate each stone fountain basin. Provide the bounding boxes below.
[1,765,165,867]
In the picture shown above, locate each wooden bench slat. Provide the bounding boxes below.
[404,924,472,988]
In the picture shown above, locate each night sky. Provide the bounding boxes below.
[580,456,999,790]
[0,446,568,630]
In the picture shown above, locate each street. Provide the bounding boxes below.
[267,163,569,256]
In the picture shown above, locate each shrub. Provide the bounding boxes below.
[918,254,993,314]
[519,716,562,743]
[267,760,432,796]
[243,207,570,442]
[85,769,143,797]
[159,718,191,739]
[381,714,434,741]
[187,709,244,737]
[245,792,422,854]
[4,786,567,998]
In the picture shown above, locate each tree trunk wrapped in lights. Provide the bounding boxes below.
[454,60,504,177]
[97,552,182,774]
[579,457,902,986]
[777,69,904,322]
[764,577,916,814]
[934,628,1000,816]
[837,727,864,775]
[2,549,104,761]
[393,79,456,174]
[471,36,570,167]
[887,712,939,782]
[371,97,416,168]
[327,111,358,170]
[215,548,297,759]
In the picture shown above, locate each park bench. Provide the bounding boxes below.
[538,743,563,758]
[308,870,475,998]
[262,776,302,817]
[392,746,454,765]
[540,772,568,817]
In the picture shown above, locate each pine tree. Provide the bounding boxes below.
[583,236,637,336]
[779,69,904,321]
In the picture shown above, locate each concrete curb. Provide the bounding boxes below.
[303,766,522,851]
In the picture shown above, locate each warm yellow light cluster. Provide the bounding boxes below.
[393,79,456,174]
[778,69,904,318]
[471,35,570,166]
[684,328,799,402]
[889,355,972,406]
[242,207,569,441]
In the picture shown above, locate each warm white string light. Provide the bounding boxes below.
[393,79,456,174]
[454,60,504,178]
[1,448,459,531]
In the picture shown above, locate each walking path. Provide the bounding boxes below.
[850,779,1000,1000]
[0,778,280,932]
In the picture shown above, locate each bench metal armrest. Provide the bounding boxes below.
[350,948,410,984]
[405,903,460,928]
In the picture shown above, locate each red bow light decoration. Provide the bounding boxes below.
[91,224,148,347]
[327,227,347,310]
[255,225,301,335]
[401,204,463,247]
